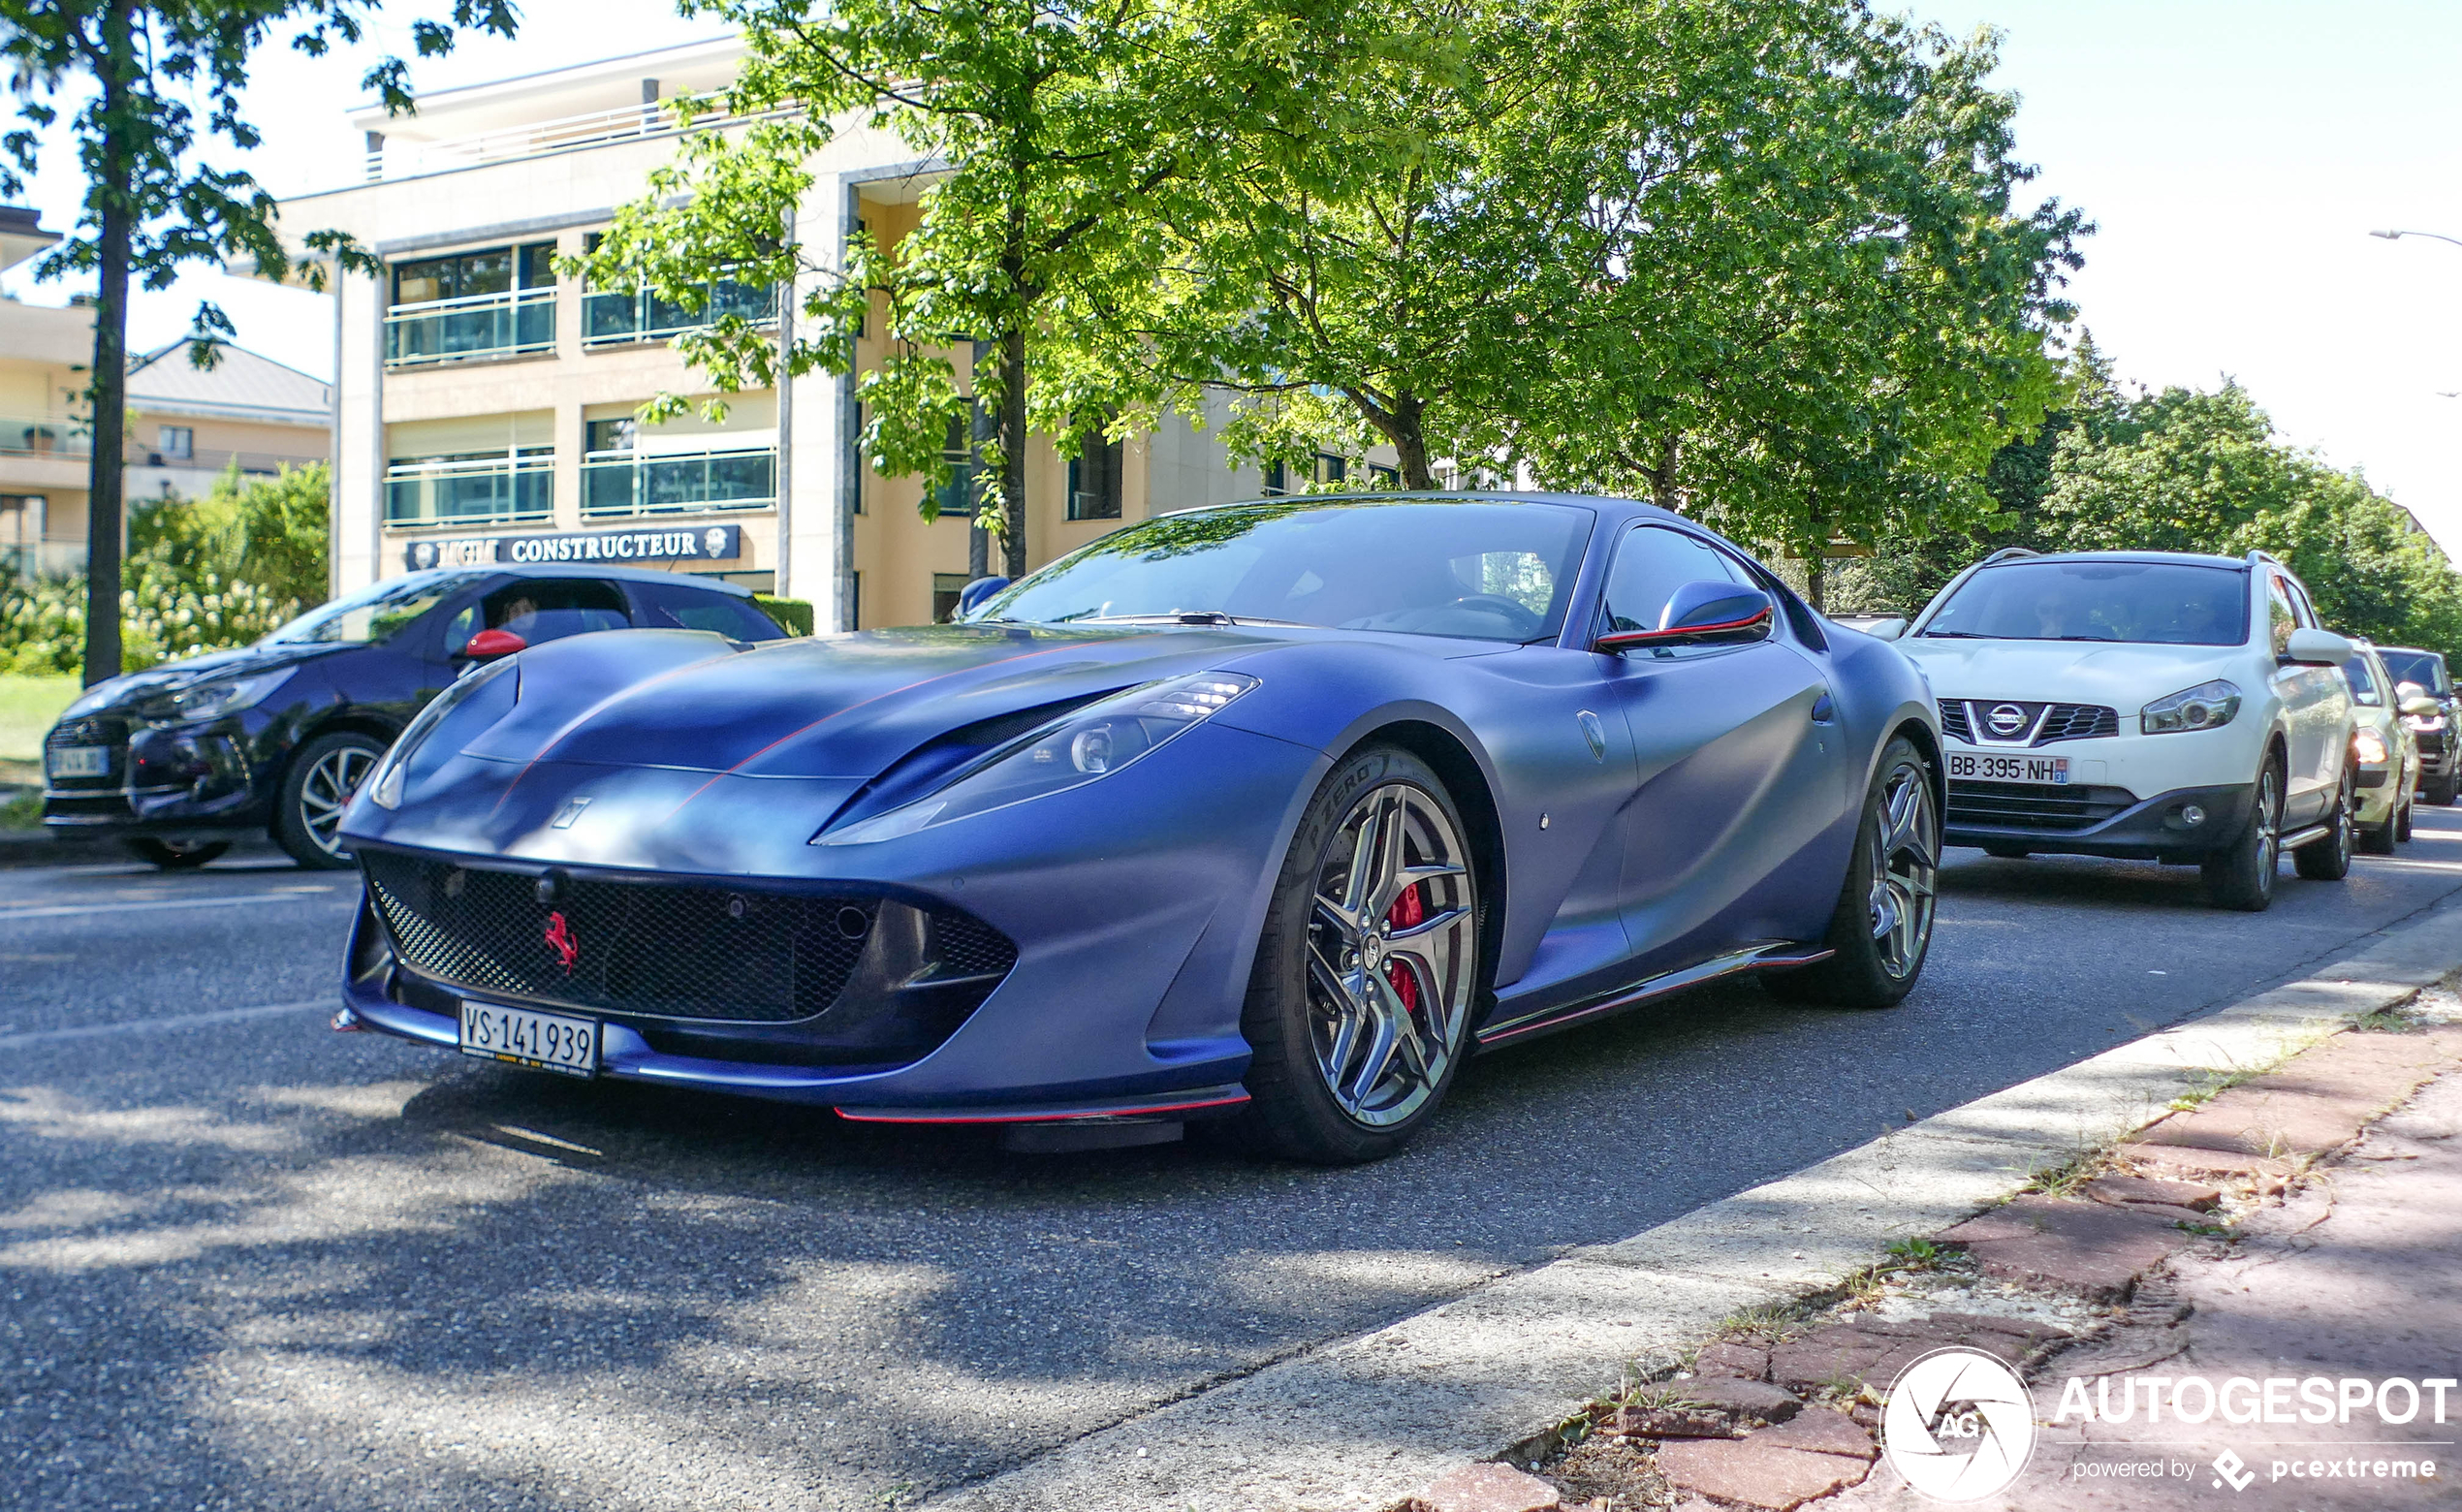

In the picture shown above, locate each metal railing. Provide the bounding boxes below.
[0,417,92,458]
[363,94,791,182]
[583,279,777,346]
[384,287,556,368]
[580,446,774,518]
[131,447,326,476]
[385,455,554,528]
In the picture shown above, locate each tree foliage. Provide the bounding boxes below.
[0,0,510,682]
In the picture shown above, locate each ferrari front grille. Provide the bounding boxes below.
[360,850,1016,1024]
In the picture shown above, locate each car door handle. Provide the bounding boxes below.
[1811,693,1837,724]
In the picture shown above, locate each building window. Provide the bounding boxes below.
[1314,453,1347,486]
[931,572,972,623]
[850,571,861,631]
[1261,460,1289,496]
[1369,463,1399,488]
[1067,429,1122,520]
[585,418,636,454]
[386,241,557,366]
[934,405,981,521]
[849,402,864,515]
[157,425,193,459]
[385,446,555,527]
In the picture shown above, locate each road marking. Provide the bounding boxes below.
[0,999,331,1046]
[0,891,351,923]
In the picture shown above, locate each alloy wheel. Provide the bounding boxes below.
[1306,782,1477,1129]
[1866,760,1940,980]
[2254,770,2281,893]
[299,744,377,856]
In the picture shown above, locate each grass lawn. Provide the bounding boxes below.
[0,674,79,762]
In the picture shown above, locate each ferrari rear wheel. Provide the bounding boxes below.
[1234,745,1481,1164]
[1765,736,1939,1010]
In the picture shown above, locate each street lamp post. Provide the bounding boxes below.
[2372,229,2462,249]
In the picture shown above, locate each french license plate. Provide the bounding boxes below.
[459,1000,597,1078]
[46,745,109,779]
[1949,752,2070,784]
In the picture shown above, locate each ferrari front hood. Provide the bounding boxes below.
[458,622,1288,779]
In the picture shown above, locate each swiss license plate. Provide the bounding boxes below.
[459,1000,597,1078]
[1949,752,2070,784]
[46,745,109,779]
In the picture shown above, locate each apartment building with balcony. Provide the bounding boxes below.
[4,207,332,583]
[268,37,1323,629]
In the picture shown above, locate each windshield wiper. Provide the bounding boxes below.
[1916,630,1995,639]
[1073,612,1312,628]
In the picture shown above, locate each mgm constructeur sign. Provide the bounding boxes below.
[403,525,743,572]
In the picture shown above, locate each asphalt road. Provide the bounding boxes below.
[10,815,2462,1511]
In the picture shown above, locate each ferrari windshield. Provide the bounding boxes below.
[968,499,1594,643]
[1920,560,2249,646]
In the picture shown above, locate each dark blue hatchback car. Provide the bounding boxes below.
[41,564,785,868]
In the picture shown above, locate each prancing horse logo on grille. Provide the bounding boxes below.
[543,911,578,974]
[1986,703,2030,737]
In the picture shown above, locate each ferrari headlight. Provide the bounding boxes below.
[817,672,1260,844]
[2141,679,2242,735]
[2353,727,2390,766]
[134,667,295,726]
[367,655,521,810]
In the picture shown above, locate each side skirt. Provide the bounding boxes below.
[1472,943,1835,1051]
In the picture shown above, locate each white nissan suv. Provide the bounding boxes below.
[1876,549,2357,911]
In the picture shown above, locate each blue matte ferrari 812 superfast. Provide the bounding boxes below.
[335,494,1941,1162]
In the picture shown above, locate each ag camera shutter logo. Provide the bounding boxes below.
[1880,1347,2037,1500]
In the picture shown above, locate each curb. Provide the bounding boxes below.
[921,897,2462,1512]
[0,828,126,867]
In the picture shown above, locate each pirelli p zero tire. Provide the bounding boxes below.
[1765,736,1940,1011]
[2293,764,2355,882]
[1231,745,1483,1165]
[275,731,387,870]
[2203,759,2282,911]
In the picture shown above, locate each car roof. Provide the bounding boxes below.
[2378,646,2443,659]
[1156,489,1675,521]
[392,564,757,598]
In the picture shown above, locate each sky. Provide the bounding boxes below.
[5,1,2458,554]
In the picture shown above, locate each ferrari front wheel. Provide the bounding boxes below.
[1767,736,1940,1010]
[1235,745,1481,1164]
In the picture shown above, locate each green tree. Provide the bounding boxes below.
[1512,13,2082,609]
[585,0,1319,580]
[0,0,511,685]
[130,461,331,609]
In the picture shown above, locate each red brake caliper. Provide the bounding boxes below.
[1384,883,1424,1014]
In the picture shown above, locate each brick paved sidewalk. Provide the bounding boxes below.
[1405,1016,2462,1512]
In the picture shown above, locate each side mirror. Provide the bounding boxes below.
[2284,627,2353,667]
[2396,680,2428,703]
[956,576,1011,618]
[2402,695,2441,718]
[1595,581,1775,653]
[1862,616,1909,642]
[458,628,526,662]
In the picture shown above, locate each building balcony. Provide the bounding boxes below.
[581,446,774,519]
[583,280,776,347]
[362,94,790,184]
[385,455,553,528]
[1,540,84,583]
[1,416,91,458]
[384,288,555,368]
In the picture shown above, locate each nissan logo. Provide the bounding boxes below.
[1987,703,2030,737]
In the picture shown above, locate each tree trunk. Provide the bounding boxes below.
[80,0,137,687]
[1805,553,1827,613]
[996,321,1027,578]
[1645,434,1681,512]
[1388,393,1433,490]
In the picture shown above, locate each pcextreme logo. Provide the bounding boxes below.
[1879,1347,2037,1501]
